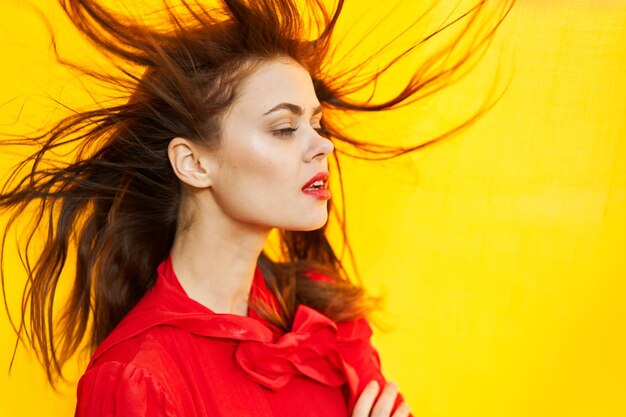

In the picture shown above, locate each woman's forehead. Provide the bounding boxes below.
[233,59,319,117]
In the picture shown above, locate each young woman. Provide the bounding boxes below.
[0,0,513,415]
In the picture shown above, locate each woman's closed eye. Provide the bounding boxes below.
[273,127,299,137]
[272,126,325,138]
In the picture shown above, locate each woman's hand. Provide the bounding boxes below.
[352,380,411,417]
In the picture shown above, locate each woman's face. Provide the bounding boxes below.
[207,58,334,232]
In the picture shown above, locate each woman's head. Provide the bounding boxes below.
[169,56,334,234]
[70,1,341,240]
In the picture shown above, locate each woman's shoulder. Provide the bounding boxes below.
[76,328,183,416]
[87,325,183,377]
[76,359,176,416]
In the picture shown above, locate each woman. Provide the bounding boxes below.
[0,0,513,416]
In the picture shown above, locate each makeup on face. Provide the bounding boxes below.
[205,58,334,232]
[301,171,330,200]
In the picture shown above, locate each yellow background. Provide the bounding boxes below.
[1,0,625,416]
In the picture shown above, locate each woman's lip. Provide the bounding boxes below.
[302,171,329,190]
[302,188,331,200]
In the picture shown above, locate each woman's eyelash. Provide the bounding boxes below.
[272,126,325,137]
[273,127,298,137]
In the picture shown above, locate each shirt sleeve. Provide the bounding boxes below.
[304,269,413,416]
[75,361,179,417]
[336,317,413,417]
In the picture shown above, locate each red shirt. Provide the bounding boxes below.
[75,254,408,416]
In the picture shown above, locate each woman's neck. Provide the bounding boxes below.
[169,213,271,316]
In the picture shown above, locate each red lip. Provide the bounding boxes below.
[302,172,330,200]
[302,172,329,190]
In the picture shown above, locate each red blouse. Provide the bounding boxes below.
[75,254,408,416]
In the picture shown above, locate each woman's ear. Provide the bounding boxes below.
[167,137,214,188]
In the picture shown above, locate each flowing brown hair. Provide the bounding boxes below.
[0,0,514,387]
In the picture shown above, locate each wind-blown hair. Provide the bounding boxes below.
[0,0,513,386]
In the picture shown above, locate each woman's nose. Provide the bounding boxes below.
[318,135,334,156]
[306,128,334,161]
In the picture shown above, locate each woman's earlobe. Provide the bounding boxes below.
[168,137,213,188]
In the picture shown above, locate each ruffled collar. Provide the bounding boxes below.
[88,254,373,412]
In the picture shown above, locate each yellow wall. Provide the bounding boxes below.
[1,1,625,416]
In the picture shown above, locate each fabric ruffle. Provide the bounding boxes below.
[235,304,347,389]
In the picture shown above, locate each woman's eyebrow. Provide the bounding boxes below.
[262,102,323,117]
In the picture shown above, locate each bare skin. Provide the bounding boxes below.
[168,57,331,315]
[353,381,411,417]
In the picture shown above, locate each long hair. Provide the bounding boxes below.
[0,0,514,386]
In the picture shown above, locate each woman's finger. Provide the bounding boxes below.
[391,401,411,417]
[352,380,380,417]
[370,381,399,417]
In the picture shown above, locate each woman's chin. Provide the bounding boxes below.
[281,216,329,232]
